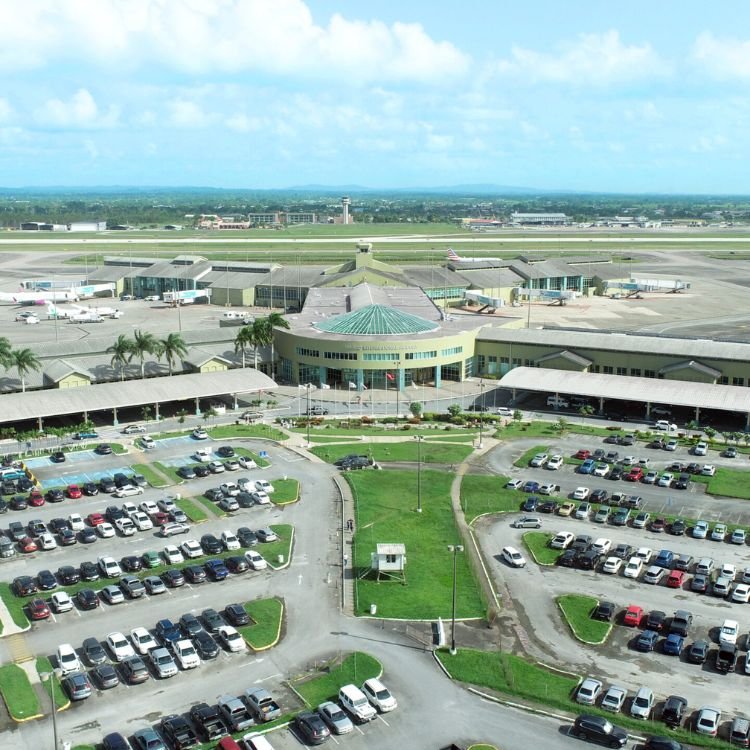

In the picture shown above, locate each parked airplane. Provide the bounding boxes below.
[0,290,80,305]
[446,248,503,263]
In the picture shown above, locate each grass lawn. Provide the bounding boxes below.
[262,525,294,568]
[207,424,286,442]
[36,656,68,709]
[305,435,356,443]
[424,433,479,442]
[557,594,611,644]
[0,583,30,629]
[499,421,620,440]
[195,495,225,518]
[294,652,382,707]
[0,664,41,721]
[460,475,518,524]
[468,746,498,750]
[513,444,550,468]
[232,446,271,468]
[348,470,485,619]
[154,461,189,484]
[239,597,284,650]
[271,478,300,505]
[176,496,208,522]
[131,463,170,488]
[522,531,561,566]
[312,441,473,465]
[694,467,750,500]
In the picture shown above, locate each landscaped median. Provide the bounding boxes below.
[312,441,473,465]
[238,597,284,650]
[521,531,560,566]
[130,463,170,488]
[0,582,31,630]
[460,474,518,523]
[292,652,382,707]
[271,478,300,505]
[175,496,209,522]
[262,524,294,568]
[36,655,69,711]
[557,594,611,645]
[0,664,42,721]
[513,444,550,468]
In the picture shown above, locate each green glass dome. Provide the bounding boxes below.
[314,304,438,336]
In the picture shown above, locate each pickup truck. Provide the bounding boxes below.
[717,643,738,674]
[218,695,255,732]
[244,687,281,723]
[189,703,228,742]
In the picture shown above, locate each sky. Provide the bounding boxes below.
[2,0,750,193]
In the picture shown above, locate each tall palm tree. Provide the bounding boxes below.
[157,333,188,376]
[234,325,255,369]
[265,312,290,380]
[106,334,134,381]
[130,329,158,379]
[8,348,41,393]
[252,318,273,371]
[0,336,11,368]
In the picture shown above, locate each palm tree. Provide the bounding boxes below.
[265,312,290,380]
[0,336,11,368]
[157,333,188,376]
[131,329,158,379]
[252,318,273,371]
[8,348,41,393]
[106,334,134,381]
[234,325,255,369]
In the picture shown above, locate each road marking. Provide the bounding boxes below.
[298,574,303,585]
[377,715,390,726]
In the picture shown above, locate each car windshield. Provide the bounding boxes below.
[635,697,649,707]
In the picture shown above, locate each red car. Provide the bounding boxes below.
[623,605,644,627]
[27,598,51,620]
[650,517,667,533]
[19,536,38,553]
[28,491,45,507]
[625,467,644,482]
[67,484,82,499]
[87,512,105,527]
[666,570,685,588]
[575,449,591,460]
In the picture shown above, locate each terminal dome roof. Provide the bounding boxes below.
[314,303,439,336]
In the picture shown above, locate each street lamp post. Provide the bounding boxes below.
[305,383,312,447]
[41,669,61,750]
[415,435,424,513]
[447,544,464,655]
[478,380,485,449]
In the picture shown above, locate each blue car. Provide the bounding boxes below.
[204,559,229,581]
[523,481,540,493]
[155,619,181,645]
[521,496,539,512]
[634,630,660,652]
[654,549,675,568]
[663,633,684,656]
[579,459,596,475]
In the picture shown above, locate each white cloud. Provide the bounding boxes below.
[35,89,119,129]
[693,32,750,78]
[0,98,13,123]
[0,0,468,83]
[167,100,213,129]
[225,114,264,133]
[690,134,728,153]
[492,31,668,85]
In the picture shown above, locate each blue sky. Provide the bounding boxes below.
[2,0,750,193]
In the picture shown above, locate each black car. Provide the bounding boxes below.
[179,613,203,637]
[686,462,701,474]
[645,739,682,750]
[538,500,557,513]
[201,607,224,633]
[102,733,129,750]
[57,565,80,585]
[79,561,100,581]
[177,465,197,480]
[674,474,690,490]
[573,715,628,747]
[183,565,206,584]
[225,556,249,574]
[160,714,198,749]
[17,477,32,493]
[578,550,601,570]
[224,603,250,626]
[37,569,57,590]
[608,467,623,481]
[687,639,710,664]
[82,637,107,665]
[49,517,69,534]
[0,481,16,495]
[590,489,608,503]
[13,575,38,596]
[193,630,220,659]
[79,528,97,544]
[661,696,688,730]
[99,477,116,493]
[236,492,255,508]
[669,519,687,536]
[95,444,113,455]
[635,630,660,652]
[189,702,227,741]
[92,663,119,690]
[8,521,25,541]
[237,527,258,547]
[51,451,66,463]
[216,446,235,458]
[200,534,222,554]
[113,472,132,488]
[29,519,47,535]
[204,488,224,502]
[82,482,99,496]
[193,464,210,478]
[670,610,693,637]
[646,610,667,632]
[295,711,331,745]
[76,588,99,610]
[121,555,143,572]
[592,601,616,622]
[558,549,579,567]
[612,544,633,560]
[10,495,28,511]
[163,569,185,587]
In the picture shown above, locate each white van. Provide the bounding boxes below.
[222,311,243,320]
[338,684,377,722]
[546,395,570,408]
[654,420,677,431]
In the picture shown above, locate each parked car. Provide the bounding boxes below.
[572,715,627,748]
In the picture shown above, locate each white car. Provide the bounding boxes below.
[56,643,81,674]
[140,500,159,516]
[237,456,257,470]
[130,627,158,655]
[97,523,116,538]
[550,531,575,550]
[711,523,727,541]
[220,482,240,497]
[218,625,246,652]
[574,502,591,520]
[658,473,674,487]
[593,463,609,478]
[50,591,74,613]
[693,521,709,538]
[664,440,678,451]
[221,531,240,550]
[362,678,397,712]
[602,557,623,575]
[643,565,666,584]
[701,464,716,477]
[530,453,548,468]
[106,631,135,661]
[696,706,722,737]
[501,546,526,568]
[208,461,225,474]
[251,491,271,505]
[37,532,57,550]
[194,448,212,462]
[163,545,184,564]
[572,487,590,500]
[244,550,267,570]
[149,647,178,679]
[192,428,209,440]
[121,502,138,516]
[68,514,84,532]
[635,547,653,563]
[576,677,603,705]
[172,639,201,669]
[694,442,708,456]
[114,517,136,536]
[131,511,153,531]
[538,483,558,496]
[114,485,144,497]
[497,406,514,416]
[181,539,203,559]
[623,557,644,579]
[592,538,612,555]
[720,563,737,580]
[505,479,524,490]
[732,584,750,603]
[719,619,739,646]
[631,687,654,720]
[546,455,564,470]
[255,479,275,494]
[141,436,156,449]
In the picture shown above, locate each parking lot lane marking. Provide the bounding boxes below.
[49,613,57,624]
[377,715,390,727]
[330,735,340,745]
[354,725,365,735]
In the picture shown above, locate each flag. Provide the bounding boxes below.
[348,382,357,389]
[362,383,368,390]
[385,372,395,382]
[412,381,418,389]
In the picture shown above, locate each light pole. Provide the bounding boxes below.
[447,544,464,655]
[415,435,424,513]
[478,380,485,449]
[40,669,61,750]
[305,383,312,447]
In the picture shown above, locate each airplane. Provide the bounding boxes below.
[0,289,80,305]
[446,248,503,263]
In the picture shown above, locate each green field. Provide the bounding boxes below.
[36,656,68,710]
[0,664,41,721]
[131,463,170,488]
[0,582,30,630]
[514,444,550,468]
[239,597,284,650]
[311,441,473,465]
[694,466,750,500]
[262,525,294,568]
[522,531,560,565]
[459,474,517,523]
[294,652,382,707]
[557,594,611,644]
[271,478,300,504]
[175,496,209,522]
[348,469,484,619]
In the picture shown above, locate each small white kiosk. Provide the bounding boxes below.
[369,543,406,583]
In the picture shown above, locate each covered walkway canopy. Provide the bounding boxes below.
[499,367,750,424]
[0,368,277,428]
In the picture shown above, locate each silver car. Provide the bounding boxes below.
[317,701,354,734]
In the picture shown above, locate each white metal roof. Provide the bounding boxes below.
[499,367,750,414]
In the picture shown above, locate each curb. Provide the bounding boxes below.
[246,598,285,653]
[268,527,295,571]
[555,598,612,646]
